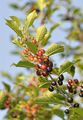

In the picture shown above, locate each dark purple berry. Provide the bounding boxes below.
[80,88,83,92]
[65,109,69,114]
[36,70,41,76]
[73,89,77,94]
[79,93,83,97]
[49,85,54,92]
[58,74,64,81]
[81,84,83,88]
[48,61,53,67]
[46,67,52,72]
[52,81,57,86]
[58,80,63,86]
[42,72,48,77]
[73,103,79,108]
[74,79,79,84]
[67,97,73,103]
[36,9,40,14]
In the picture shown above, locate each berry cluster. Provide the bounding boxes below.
[67,79,79,94]
[49,74,64,92]
[79,84,83,97]
[36,59,53,77]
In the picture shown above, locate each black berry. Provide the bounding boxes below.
[36,9,40,14]
[79,93,83,97]
[58,74,64,81]
[51,80,57,86]
[58,80,63,86]
[36,70,41,76]
[74,79,79,84]
[67,97,73,103]
[65,109,69,114]
[46,67,52,72]
[49,85,54,92]
[73,103,79,108]
[48,61,53,67]
[80,88,83,92]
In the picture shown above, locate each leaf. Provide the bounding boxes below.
[26,41,38,54]
[13,61,35,68]
[39,82,51,88]
[6,16,23,37]
[68,108,83,120]
[45,43,64,56]
[36,25,47,41]
[52,68,59,75]
[41,32,51,46]
[50,22,61,33]
[53,109,64,119]
[2,82,10,92]
[38,0,47,11]
[38,77,48,82]
[26,10,38,27]
[10,3,20,10]
[1,72,12,80]
[59,60,80,76]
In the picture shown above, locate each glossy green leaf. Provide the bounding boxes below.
[53,109,64,119]
[50,22,61,33]
[41,32,51,46]
[36,25,47,41]
[13,61,35,68]
[46,43,64,56]
[39,82,51,88]
[59,60,80,76]
[2,82,11,92]
[26,41,38,54]
[6,16,23,37]
[26,10,38,27]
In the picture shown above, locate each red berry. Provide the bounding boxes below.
[68,79,74,86]
[40,64,47,70]
[41,49,45,54]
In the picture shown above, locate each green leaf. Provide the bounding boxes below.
[36,25,47,41]
[10,3,20,10]
[45,43,64,56]
[38,77,48,82]
[38,0,47,11]
[68,108,83,120]
[26,41,38,54]
[39,82,51,88]
[41,32,51,46]
[13,61,35,68]
[52,68,59,75]
[1,72,12,80]
[26,10,38,27]
[53,109,64,119]
[59,60,80,76]
[2,82,10,92]
[6,16,23,37]
[50,22,61,33]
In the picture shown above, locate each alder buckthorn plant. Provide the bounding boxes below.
[0,0,83,120]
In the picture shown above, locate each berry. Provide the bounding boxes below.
[67,85,73,93]
[68,79,74,86]
[51,81,57,86]
[48,61,53,67]
[73,89,77,94]
[65,109,69,114]
[58,74,64,81]
[36,9,40,14]
[58,80,63,86]
[67,97,73,103]
[41,49,45,54]
[49,85,54,92]
[74,79,79,84]
[42,72,48,77]
[36,70,41,76]
[80,88,83,92]
[73,103,79,108]
[46,67,52,72]
[79,93,83,97]
[40,64,47,70]
[81,84,83,88]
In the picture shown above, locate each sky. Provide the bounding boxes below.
[0,0,83,120]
